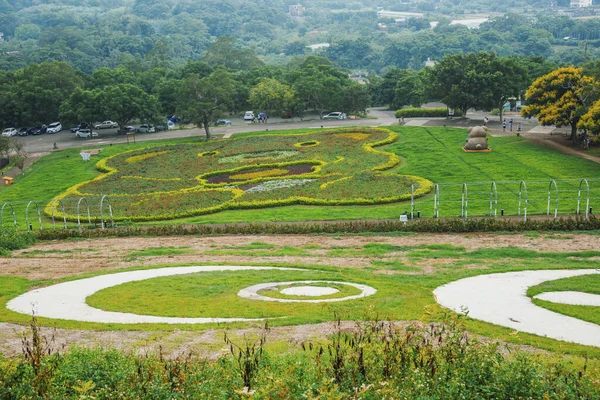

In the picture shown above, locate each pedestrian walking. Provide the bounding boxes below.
[483,117,488,127]
[502,119,506,132]
[509,118,513,132]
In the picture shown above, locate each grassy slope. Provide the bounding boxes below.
[1,127,599,226]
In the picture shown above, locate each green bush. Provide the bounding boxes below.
[1,314,598,399]
[395,107,463,118]
[0,228,36,255]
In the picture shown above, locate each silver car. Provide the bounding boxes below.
[323,112,347,120]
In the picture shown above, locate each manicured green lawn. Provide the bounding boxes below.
[1,126,599,227]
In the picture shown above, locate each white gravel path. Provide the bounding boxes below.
[238,281,376,302]
[7,266,307,324]
[434,269,600,347]
[534,291,600,306]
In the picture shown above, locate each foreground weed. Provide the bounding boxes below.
[224,322,269,391]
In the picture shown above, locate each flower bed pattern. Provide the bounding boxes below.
[47,128,433,221]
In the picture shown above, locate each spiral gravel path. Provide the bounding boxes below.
[434,269,600,347]
[7,266,376,324]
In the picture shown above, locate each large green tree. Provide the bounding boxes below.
[176,68,237,139]
[249,78,293,115]
[96,84,159,134]
[428,52,527,117]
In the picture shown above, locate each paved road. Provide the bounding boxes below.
[20,109,399,154]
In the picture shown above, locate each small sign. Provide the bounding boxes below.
[80,152,91,162]
[399,215,408,225]
[448,108,455,116]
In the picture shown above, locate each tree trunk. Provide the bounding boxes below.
[498,103,504,122]
[570,123,577,142]
[203,118,211,141]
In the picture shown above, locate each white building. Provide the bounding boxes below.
[570,0,592,7]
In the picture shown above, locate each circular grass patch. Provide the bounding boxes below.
[84,269,405,324]
[257,281,363,300]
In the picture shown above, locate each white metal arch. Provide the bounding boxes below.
[461,183,468,219]
[76,197,92,230]
[489,181,498,217]
[51,199,68,229]
[0,202,17,230]
[25,201,42,230]
[99,195,114,229]
[547,180,559,220]
[577,178,590,221]
[433,184,440,218]
[518,180,528,222]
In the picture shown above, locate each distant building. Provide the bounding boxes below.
[0,33,3,42]
[306,43,330,51]
[289,3,305,16]
[425,58,436,67]
[378,23,387,32]
[571,0,592,7]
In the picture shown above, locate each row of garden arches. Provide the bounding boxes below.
[1,196,114,230]
[408,178,594,221]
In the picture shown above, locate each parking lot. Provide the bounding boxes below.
[18,109,398,154]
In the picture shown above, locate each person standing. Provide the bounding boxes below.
[509,118,513,131]
[503,119,506,132]
[483,116,489,127]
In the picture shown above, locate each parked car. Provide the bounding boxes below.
[27,127,38,135]
[1,128,17,137]
[70,123,89,133]
[216,119,232,126]
[244,111,255,121]
[31,125,47,135]
[137,124,155,133]
[323,112,347,120]
[123,126,136,133]
[167,121,175,130]
[18,127,30,136]
[75,129,98,138]
[94,121,118,129]
[282,110,292,119]
[46,122,62,134]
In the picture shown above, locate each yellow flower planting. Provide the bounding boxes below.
[294,140,320,148]
[334,133,370,140]
[125,150,170,164]
[230,169,289,181]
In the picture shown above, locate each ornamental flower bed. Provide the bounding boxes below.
[48,128,433,221]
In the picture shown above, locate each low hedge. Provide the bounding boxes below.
[395,107,463,118]
[34,215,600,241]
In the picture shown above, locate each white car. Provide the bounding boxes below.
[76,129,98,138]
[46,122,62,134]
[244,111,255,121]
[94,121,118,129]
[323,112,347,120]
[137,124,155,133]
[1,128,17,137]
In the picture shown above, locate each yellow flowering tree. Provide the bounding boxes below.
[521,67,597,141]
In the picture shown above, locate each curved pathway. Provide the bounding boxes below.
[7,266,303,324]
[434,269,600,347]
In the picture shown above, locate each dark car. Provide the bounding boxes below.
[31,125,47,135]
[26,127,37,135]
[282,110,292,119]
[70,123,89,133]
[123,126,136,133]
[18,127,30,136]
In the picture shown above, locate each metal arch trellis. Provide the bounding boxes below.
[489,181,498,217]
[99,195,114,229]
[577,178,590,221]
[25,201,42,230]
[76,197,91,230]
[0,202,17,230]
[433,183,440,218]
[518,180,528,222]
[51,199,67,229]
[410,184,415,219]
[547,180,559,220]
[461,183,468,219]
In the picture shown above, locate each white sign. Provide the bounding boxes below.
[80,152,91,162]
[399,215,408,225]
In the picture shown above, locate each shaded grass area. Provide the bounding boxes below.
[528,275,600,325]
